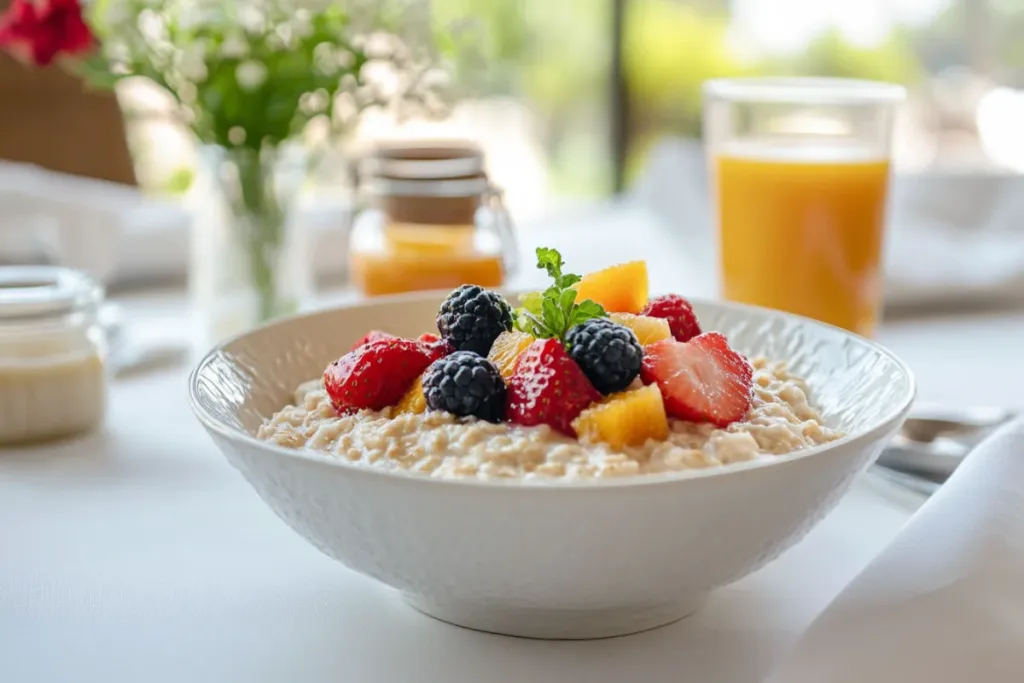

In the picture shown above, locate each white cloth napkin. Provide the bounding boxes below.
[885,174,1024,310]
[0,160,175,282]
[765,416,1024,683]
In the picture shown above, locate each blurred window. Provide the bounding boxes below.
[110,0,1024,282]
[622,0,1024,180]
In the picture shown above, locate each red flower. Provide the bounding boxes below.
[0,0,95,67]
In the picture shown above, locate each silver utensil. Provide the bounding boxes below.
[873,403,1014,495]
[878,403,1013,479]
[872,465,943,497]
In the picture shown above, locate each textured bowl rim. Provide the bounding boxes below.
[188,292,916,491]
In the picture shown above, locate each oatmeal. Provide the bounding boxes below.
[258,357,842,480]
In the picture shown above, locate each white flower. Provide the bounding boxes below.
[236,60,268,91]
[177,42,208,83]
[292,9,314,39]
[101,0,133,29]
[178,81,197,104]
[177,4,225,32]
[137,8,169,43]
[239,6,266,35]
[220,33,249,59]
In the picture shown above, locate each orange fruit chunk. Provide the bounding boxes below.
[609,312,671,346]
[487,330,535,378]
[395,374,428,414]
[572,384,669,449]
[574,261,649,314]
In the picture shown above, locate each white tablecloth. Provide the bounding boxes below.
[3,287,1024,682]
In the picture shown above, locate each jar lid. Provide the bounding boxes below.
[368,176,491,198]
[0,266,103,321]
[362,141,485,181]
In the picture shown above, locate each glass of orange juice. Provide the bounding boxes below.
[704,78,904,337]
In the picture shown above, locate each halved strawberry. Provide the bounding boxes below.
[325,338,435,413]
[350,330,395,352]
[640,332,752,427]
[641,294,702,343]
[505,338,601,436]
[422,337,455,363]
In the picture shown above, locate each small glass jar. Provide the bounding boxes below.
[348,141,517,296]
[0,267,107,445]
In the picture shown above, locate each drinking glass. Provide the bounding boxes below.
[703,78,904,337]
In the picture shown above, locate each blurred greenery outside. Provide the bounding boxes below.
[436,0,926,195]
[434,0,1024,195]
[145,0,1024,198]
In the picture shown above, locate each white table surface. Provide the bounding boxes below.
[4,226,1024,682]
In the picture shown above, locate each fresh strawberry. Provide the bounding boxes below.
[640,332,752,427]
[325,338,435,413]
[417,332,441,344]
[641,294,702,343]
[422,338,455,363]
[505,338,601,436]
[350,330,395,352]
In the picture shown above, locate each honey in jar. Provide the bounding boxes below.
[349,141,516,296]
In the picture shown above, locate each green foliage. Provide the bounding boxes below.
[162,165,196,195]
[624,2,752,137]
[519,0,609,111]
[434,0,606,109]
[787,28,923,85]
[427,0,936,195]
[618,1,927,182]
[431,0,530,93]
[515,247,606,341]
[78,1,443,151]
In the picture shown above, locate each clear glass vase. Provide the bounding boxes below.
[190,145,311,345]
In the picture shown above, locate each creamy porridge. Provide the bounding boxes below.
[258,357,842,480]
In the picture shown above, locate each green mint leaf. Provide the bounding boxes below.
[514,291,547,335]
[524,245,609,341]
[558,273,581,289]
[559,288,577,320]
[513,311,531,334]
[569,299,606,328]
[515,310,548,337]
[535,247,563,281]
[518,291,544,316]
[541,296,564,337]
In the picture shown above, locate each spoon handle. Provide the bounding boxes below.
[871,465,942,497]
[877,405,1016,481]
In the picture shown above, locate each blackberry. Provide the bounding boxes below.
[423,351,507,422]
[565,318,642,394]
[436,285,513,355]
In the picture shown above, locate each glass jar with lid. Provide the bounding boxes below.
[348,141,518,296]
[0,267,107,445]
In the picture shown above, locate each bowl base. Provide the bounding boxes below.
[403,593,707,640]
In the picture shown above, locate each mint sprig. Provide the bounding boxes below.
[515,247,606,340]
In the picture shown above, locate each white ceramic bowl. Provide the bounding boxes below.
[189,294,914,639]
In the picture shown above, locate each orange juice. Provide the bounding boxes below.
[714,145,890,336]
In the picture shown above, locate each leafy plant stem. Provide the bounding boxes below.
[219,146,289,322]
[514,247,606,341]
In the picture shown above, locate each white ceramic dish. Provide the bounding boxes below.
[189,293,915,639]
